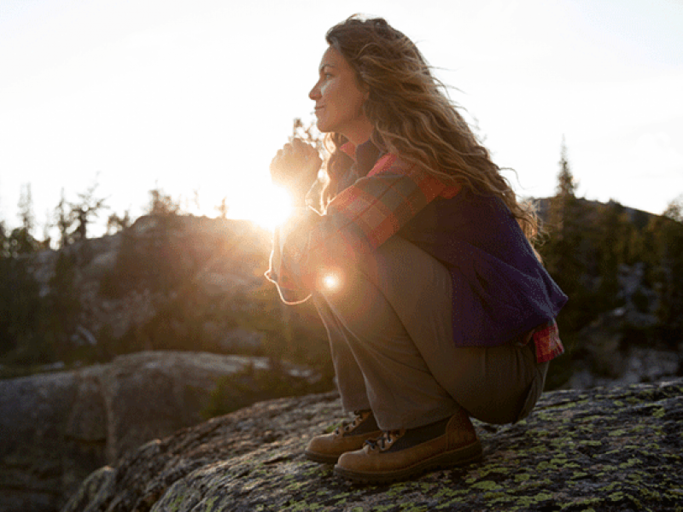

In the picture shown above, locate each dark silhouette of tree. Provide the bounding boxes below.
[146,186,181,217]
[44,252,80,361]
[593,200,631,310]
[69,181,108,241]
[215,197,229,219]
[543,139,582,278]
[6,228,39,256]
[107,210,132,234]
[55,189,74,248]
[662,195,683,222]
[39,209,53,250]
[0,219,7,259]
[556,139,576,197]
[17,183,35,235]
[646,196,683,343]
[538,138,592,332]
[8,183,41,255]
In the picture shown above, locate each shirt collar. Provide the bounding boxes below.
[340,139,381,177]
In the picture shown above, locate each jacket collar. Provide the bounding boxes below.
[340,139,381,177]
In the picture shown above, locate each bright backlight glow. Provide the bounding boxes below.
[227,184,293,231]
[322,272,340,291]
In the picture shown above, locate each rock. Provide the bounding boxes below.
[16,215,279,359]
[62,378,683,512]
[565,344,682,390]
[0,351,320,512]
[0,372,78,512]
[217,327,264,353]
[566,301,681,389]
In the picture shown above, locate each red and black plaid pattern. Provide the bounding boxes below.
[266,151,564,363]
[531,319,564,363]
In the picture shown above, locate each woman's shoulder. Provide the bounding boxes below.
[367,153,463,199]
[367,152,404,177]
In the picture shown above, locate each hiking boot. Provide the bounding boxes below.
[333,408,482,484]
[305,410,382,464]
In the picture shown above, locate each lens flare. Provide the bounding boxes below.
[322,272,340,291]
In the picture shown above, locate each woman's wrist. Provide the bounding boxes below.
[277,175,314,207]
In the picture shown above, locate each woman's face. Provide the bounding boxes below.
[309,46,370,143]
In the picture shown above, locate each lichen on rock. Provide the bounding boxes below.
[62,378,683,512]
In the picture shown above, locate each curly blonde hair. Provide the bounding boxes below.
[321,15,539,242]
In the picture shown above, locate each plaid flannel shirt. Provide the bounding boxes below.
[266,149,564,364]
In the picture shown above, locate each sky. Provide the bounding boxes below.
[1,0,682,238]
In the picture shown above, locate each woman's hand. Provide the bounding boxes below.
[270,138,322,206]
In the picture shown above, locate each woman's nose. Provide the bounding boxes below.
[309,82,321,100]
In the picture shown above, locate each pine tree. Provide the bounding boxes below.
[10,183,40,255]
[0,219,7,259]
[106,210,132,234]
[539,138,591,332]
[647,196,683,343]
[69,180,108,241]
[556,139,576,197]
[147,186,181,217]
[594,200,630,309]
[17,183,35,235]
[55,189,73,248]
[544,139,581,277]
[662,195,683,222]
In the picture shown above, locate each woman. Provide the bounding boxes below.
[266,15,567,484]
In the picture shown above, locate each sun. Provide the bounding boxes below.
[226,184,294,231]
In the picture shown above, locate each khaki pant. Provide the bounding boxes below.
[312,236,548,431]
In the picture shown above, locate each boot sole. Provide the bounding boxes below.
[333,441,483,484]
[304,450,341,465]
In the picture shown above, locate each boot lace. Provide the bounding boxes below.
[365,429,405,451]
[335,410,369,436]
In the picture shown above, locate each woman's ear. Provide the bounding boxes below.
[356,74,370,101]
[361,82,370,101]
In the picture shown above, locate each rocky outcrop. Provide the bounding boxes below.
[0,351,319,512]
[62,378,683,512]
[565,304,683,390]
[40,216,275,353]
[1,214,328,381]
